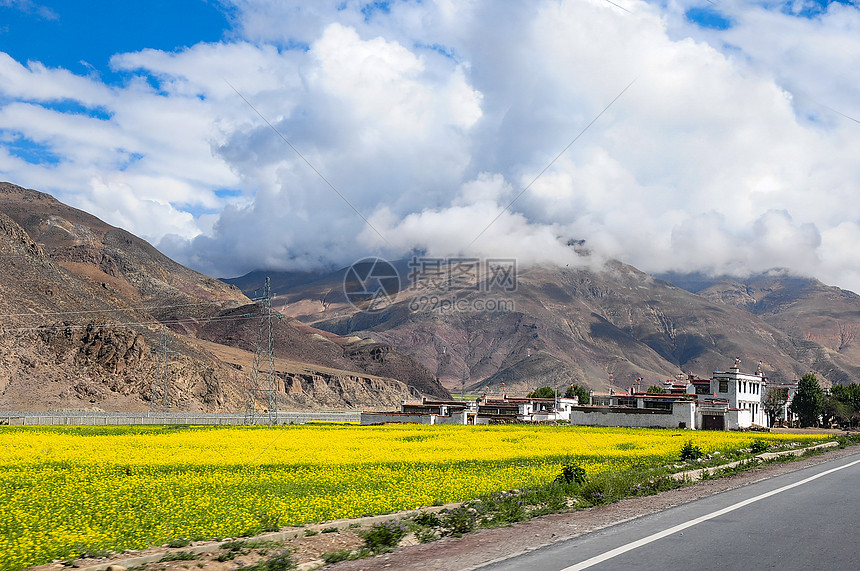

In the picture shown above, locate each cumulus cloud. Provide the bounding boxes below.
[2,0,860,293]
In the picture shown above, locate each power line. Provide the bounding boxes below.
[0,300,226,319]
[465,78,637,251]
[224,79,391,247]
[0,311,258,334]
[603,0,632,13]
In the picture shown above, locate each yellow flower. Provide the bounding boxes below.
[0,424,825,570]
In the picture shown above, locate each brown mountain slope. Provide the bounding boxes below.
[659,270,860,384]
[0,182,447,411]
[0,181,249,318]
[195,305,449,398]
[238,258,860,395]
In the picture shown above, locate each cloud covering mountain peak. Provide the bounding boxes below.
[1,0,859,289]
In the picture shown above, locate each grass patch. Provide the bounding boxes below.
[239,550,295,571]
[159,551,197,562]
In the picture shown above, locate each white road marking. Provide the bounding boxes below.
[562,457,860,571]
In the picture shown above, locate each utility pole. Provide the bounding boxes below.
[245,277,280,425]
[150,325,177,413]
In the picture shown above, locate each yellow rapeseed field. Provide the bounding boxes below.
[0,424,826,570]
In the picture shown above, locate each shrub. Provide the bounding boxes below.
[579,480,610,506]
[413,511,442,527]
[263,550,295,571]
[555,463,587,485]
[167,537,190,548]
[362,521,408,553]
[749,439,769,454]
[159,551,197,562]
[322,548,371,563]
[242,550,296,571]
[415,527,439,543]
[680,439,703,461]
[494,499,527,524]
[322,549,352,564]
[441,506,477,536]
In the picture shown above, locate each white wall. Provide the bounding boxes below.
[725,409,753,430]
[569,401,696,429]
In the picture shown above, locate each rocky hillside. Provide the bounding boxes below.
[232,256,860,395]
[659,270,860,383]
[0,182,447,411]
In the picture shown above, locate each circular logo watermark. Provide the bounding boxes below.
[343,257,401,313]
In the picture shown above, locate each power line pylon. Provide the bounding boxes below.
[245,277,280,424]
[150,325,176,413]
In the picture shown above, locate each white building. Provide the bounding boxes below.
[710,360,767,427]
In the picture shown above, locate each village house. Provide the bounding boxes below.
[581,360,775,430]
[360,360,789,430]
[360,395,579,425]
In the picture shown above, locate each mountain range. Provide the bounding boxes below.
[4,180,859,413]
[226,258,860,396]
[0,182,448,412]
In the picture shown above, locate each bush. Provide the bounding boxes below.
[264,550,296,571]
[555,463,587,485]
[680,439,703,461]
[415,527,439,543]
[160,551,197,562]
[166,537,190,548]
[413,511,442,527]
[441,506,476,536]
[322,549,352,564]
[242,550,296,571]
[362,521,408,553]
[579,480,610,506]
[749,439,770,454]
[494,499,527,524]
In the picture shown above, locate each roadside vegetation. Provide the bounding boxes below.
[0,424,845,570]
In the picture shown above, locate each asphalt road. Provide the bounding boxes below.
[478,451,860,571]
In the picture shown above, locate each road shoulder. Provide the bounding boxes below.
[329,443,860,571]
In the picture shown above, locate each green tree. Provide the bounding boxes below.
[527,386,557,399]
[822,395,852,428]
[564,384,590,404]
[763,386,789,427]
[831,383,860,413]
[646,385,666,393]
[790,373,824,427]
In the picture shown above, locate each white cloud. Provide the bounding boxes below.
[1,0,860,294]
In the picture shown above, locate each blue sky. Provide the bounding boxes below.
[0,1,231,79]
[1,0,860,293]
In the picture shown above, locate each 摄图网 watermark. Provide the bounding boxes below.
[342,256,517,314]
